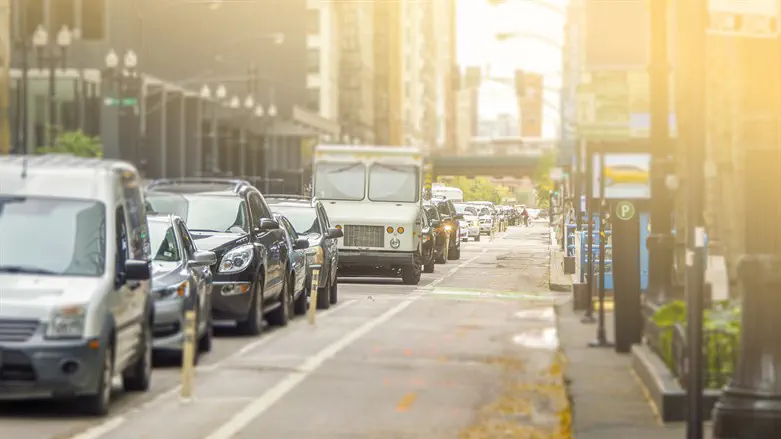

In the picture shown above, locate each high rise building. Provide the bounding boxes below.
[433,0,458,152]
[373,0,402,145]
[336,0,374,143]
[306,0,340,122]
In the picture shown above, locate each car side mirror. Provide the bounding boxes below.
[455,214,464,220]
[256,218,280,233]
[327,227,344,239]
[124,260,151,281]
[294,238,310,250]
[190,250,217,267]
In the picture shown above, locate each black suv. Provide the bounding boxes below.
[432,198,462,260]
[265,195,343,310]
[145,178,290,335]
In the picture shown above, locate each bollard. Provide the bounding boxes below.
[307,269,320,325]
[180,309,197,402]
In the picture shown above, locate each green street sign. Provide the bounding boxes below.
[615,201,636,220]
[105,97,139,107]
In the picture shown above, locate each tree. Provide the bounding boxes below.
[533,151,557,208]
[37,130,103,158]
[442,176,510,204]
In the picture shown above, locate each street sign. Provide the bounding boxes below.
[615,201,636,220]
[104,97,139,107]
[708,0,779,38]
[593,153,651,200]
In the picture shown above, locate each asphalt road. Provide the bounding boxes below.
[1,223,569,439]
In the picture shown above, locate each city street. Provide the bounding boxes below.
[0,224,570,439]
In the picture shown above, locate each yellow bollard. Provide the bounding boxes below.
[307,269,320,325]
[180,309,197,402]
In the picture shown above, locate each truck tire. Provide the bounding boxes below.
[402,253,422,285]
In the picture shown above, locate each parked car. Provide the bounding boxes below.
[0,155,154,415]
[423,203,449,263]
[419,207,438,273]
[265,195,343,309]
[272,212,311,316]
[145,178,289,335]
[455,203,481,241]
[146,213,216,363]
[431,198,462,260]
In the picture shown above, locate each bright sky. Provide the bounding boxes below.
[457,0,568,138]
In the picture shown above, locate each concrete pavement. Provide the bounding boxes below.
[1,224,572,439]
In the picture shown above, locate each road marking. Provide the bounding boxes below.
[395,392,418,412]
[68,416,126,439]
[67,299,358,439]
[203,297,419,439]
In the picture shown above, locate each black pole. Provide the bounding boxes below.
[48,46,56,147]
[582,144,596,324]
[590,156,613,348]
[16,1,29,154]
[683,0,707,436]
[576,140,584,282]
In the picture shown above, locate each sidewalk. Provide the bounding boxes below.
[558,305,713,438]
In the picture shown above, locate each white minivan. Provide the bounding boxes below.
[0,155,154,415]
[313,145,424,285]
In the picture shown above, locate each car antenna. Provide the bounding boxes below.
[20,156,28,179]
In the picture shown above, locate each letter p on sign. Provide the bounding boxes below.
[616,201,635,221]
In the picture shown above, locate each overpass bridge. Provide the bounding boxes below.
[430,137,557,178]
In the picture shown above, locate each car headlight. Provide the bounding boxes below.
[155,281,189,300]
[45,304,86,339]
[219,244,254,274]
[306,246,324,265]
[444,224,452,231]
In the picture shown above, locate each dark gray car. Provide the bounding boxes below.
[147,214,217,363]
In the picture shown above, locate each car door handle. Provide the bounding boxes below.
[128,281,142,291]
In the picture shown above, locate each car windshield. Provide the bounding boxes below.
[455,204,478,216]
[423,206,439,221]
[0,196,106,276]
[148,220,181,262]
[315,163,366,201]
[271,206,320,236]
[368,164,419,203]
[146,193,248,234]
[436,203,450,217]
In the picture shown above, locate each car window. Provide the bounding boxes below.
[116,205,130,274]
[317,204,331,228]
[177,221,197,257]
[436,203,449,217]
[420,210,429,228]
[248,193,265,226]
[276,215,296,249]
[148,221,181,262]
[119,171,149,260]
[147,193,248,234]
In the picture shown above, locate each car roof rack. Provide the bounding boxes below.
[146,177,251,191]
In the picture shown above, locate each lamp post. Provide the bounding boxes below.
[199,84,218,176]
[32,25,72,148]
[227,95,240,176]
[238,93,254,177]
[102,48,139,163]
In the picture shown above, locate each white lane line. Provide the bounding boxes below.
[68,299,358,439]
[203,298,418,439]
[68,417,126,439]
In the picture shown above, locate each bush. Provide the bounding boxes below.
[37,131,103,158]
[651,299,741,388]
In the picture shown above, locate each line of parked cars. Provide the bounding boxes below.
[0,156,348,416]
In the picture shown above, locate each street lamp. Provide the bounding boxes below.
[103,48,140,162]
[229,96,240,109]
[243,95,254,110]
[255,101,277,192]
[216,84,227,100]
[33,25,72,147]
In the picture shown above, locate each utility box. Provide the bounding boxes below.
[572,282,589,311]
[564,256,576,274]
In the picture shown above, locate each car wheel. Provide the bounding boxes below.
[475,234,481,242]
[267,271,291,326]
[402,253,422,285]
[123,317,152,392]
[436,242,448,264]
[316,273,331,310]
[77,339,114,416]
[237,280,264,336]
[294,275,308,315]
[449,245,461,261]
[329,273,338,304]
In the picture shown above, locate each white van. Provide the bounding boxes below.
[431,184,464,203]
[313,145,424,285]
[0,155,154,415]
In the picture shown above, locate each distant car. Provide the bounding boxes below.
[431,198,462,260]
[455,203,481,241]
[265,195,343,310]
[146,214,217,363]
[145,178,290,335]
[419,209,437,273]
[272,213,311,316]
[423,203,450,263]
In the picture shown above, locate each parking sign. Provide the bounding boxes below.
[709,0,779,38]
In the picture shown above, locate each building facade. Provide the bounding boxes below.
[336,0,374,144]
[373,0,402,145]
[306,0,339,122]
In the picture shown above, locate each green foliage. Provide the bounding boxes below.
[651,300,741,389]
[37,130,103,158]
[533,151,557,208]
[443,177,511,204]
